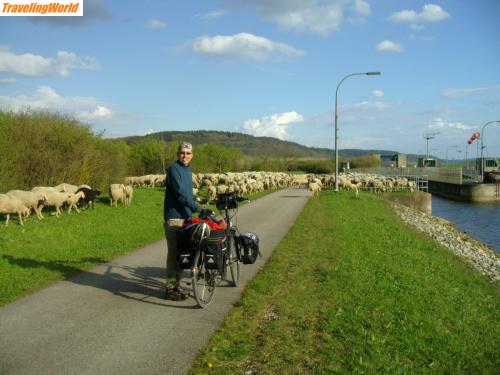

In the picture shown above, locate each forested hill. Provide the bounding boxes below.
[121,130,399,158]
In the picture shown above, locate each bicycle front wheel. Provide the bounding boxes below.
[192,250,216,308]
[227,235,240,287]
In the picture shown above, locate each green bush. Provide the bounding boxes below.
[0,110,130,191]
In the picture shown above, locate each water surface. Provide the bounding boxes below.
[431,195,499,252]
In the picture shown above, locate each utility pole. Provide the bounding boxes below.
[423,132,440,162]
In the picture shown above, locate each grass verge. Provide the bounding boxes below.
[0,188,274,306]
[189,191,499,374]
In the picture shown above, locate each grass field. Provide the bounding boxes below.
[189,191,499,374]
[0,188,272,306]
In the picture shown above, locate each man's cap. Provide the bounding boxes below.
[178,142,193,152]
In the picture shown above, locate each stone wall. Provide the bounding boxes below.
[382,191,432,214]
[392,203,499,283]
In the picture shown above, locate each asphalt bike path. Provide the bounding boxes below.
[0,188,310,375]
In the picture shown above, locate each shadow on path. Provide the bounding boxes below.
[2,254,198,309]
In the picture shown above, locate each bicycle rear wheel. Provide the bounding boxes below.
[227,235,240,287]
[192,249,217,308]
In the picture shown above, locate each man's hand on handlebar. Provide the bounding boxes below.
[199,208,214,218]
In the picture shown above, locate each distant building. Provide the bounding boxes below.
[340,162,350,171]
[379,153,407,168]
[417,158,437,168]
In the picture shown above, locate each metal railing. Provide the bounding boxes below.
[352,167,483,185]
[349,168,428,192]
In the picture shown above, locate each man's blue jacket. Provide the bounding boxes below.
[164,161,202,220]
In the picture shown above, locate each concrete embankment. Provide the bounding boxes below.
[429,180,500,203]
[392,203,500,283]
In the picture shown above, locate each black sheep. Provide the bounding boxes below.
[75,187,101,209]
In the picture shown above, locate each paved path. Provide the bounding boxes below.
[0,188,309,375]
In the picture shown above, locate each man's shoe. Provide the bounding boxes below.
[165,286,188,301]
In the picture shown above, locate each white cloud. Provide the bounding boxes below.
[427,118,475,130]
[442,85,500,98]
[352,0,371,16]
[0,46,99,77]
[79,105,113,121]
[0,86,113,122]
[187,33,305,61]
[350,101,391,111]
[147,19,166,29]
[388,4,450,28]
[242,111,304,140]
[376,40,404,52]
[0,78,17,85]
[221,0,371,36]
[194,10,227,20]
[372,90,384,97]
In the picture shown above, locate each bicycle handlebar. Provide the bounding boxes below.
[206,193,250,208]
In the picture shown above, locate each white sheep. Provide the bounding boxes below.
[54,183,79,194]
[44,191,72,217]
[0,194,30,226]
[109,184,126,207]
[66,191,85,213]
[307,182,321,196]
[124,185,133,207]
[6,190,47,220]
[207,185,217,200]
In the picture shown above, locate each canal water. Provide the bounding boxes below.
[432,195,500,252]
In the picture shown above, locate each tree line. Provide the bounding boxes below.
[0,110,380,192]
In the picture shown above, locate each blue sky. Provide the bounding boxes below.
[1,0,499,158]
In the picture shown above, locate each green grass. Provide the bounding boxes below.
[0,189,166,305]
[189,191,499,374]
[0,188,277,306]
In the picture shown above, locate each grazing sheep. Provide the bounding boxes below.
[307,182,321,196]
[124,185,133,207]
[207,185,217,200]
[109,184,126,207]
[6,190,47,220]
[31,186,57,194]
[44,191,72,217]
[76,187,101,209]
[54,183,79,194]
[0,194,30,226]
[66,191,85,213]
[216,184,228,194]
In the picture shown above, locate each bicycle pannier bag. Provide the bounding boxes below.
[176,226,196,269]
[203,230,226,270]
[238,232,260,264]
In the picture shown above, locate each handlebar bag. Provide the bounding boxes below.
[238,232,260,264]
[203,230,226,270]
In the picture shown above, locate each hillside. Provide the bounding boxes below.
[120,130,406,159]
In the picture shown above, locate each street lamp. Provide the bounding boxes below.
[334,71,381,191]
[480,120,500,179]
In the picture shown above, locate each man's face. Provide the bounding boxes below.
[177,148,193,166]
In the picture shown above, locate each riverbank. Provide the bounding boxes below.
[190,191,499,374]
[393,203,500,283]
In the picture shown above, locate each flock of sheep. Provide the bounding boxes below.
[126,171,418,199]
[1,171,418,226]
[0,183,133,226]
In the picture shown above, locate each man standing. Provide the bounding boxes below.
[164,142,202,300]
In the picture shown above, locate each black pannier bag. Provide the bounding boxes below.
[176,226,196,269]
[238,232,260,264]
[203,230,226,270]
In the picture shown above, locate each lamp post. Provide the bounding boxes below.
[334,71,381,191]
[480,120,500,180]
